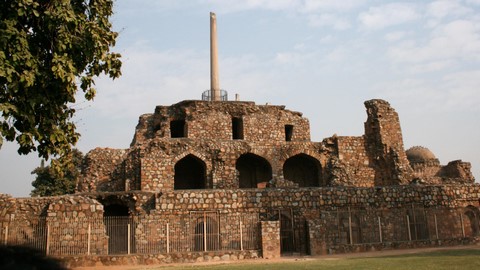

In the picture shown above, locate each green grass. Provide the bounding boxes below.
[147,249,480,270]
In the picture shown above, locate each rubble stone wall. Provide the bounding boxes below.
[77,148,128,192]
[334,136,376,187]
[138,140,327,192]
[133,101,310,145]
[364,99,413,185]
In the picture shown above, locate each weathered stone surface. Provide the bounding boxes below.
[1,98,478,268]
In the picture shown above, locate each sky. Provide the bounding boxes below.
[1,0,480,197]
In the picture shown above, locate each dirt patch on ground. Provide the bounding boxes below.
[72,244,480,270]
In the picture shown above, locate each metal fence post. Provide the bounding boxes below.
[378,216,382,243]
[4,225,8,245]
[239,215,244,251]
[166,223,170,254]
[434,214,439,240]
[203,212,207,251]
[46,224,50,255]
[127,223,131,255]
[87,223,91,255]
[406,215,412,241]
[348,209,353,245]
[460,213,465,237]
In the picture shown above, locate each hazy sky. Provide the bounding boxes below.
[1,0,480,197]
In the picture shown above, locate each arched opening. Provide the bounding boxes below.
[283,154,321,187]
[236,153,272,188]
[464,206,480,237]
[103,204,134,254]
[194,216,219,251]
[174,155,207,190]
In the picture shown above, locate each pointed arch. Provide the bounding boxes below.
[236,153,272,188]
[174,154,207,190]
[464,205,480,237]
[283,154,321,187]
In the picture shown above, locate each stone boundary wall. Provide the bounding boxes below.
[155,185,480,213]
[60,250,260,268]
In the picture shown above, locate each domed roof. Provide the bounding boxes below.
[406,146,437,163]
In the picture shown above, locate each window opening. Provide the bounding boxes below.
[285,125,293,141]
[170,119,186,138]
[232,117,244,140]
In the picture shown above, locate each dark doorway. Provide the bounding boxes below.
[103,204,134,254]
[170,119,186,138]
[285,125,293,141]
[236,153,272,188]
[280,214,294,254]
[283,154,321,187]
[174,155,207,189]
[232,117,244,140]
[464,206,480,237]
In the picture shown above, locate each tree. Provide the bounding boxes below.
[0,0,121,162]
[31,148,83,196]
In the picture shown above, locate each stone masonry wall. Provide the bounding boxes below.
[364,99,413,185]
[77,148,128,192]
[132,101,310,145]
[138,139,326,192]
[329,136,376,187]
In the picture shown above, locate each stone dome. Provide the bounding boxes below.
[406,146,437,163]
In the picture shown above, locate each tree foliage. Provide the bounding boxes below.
[31,148,83,196]
[0,0,121,161]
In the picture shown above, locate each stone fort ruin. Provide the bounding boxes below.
[1,12,479,267]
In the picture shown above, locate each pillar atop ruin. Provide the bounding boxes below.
[210,12,220,101]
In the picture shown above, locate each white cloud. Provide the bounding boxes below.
[203,0,300,13]
[308,14,351,30]
[90,45,209,119]
[388,20,480,65]
[384,31,408,42]
[358,3,420,30]
[301,0,366,12]
[427,0,472,19]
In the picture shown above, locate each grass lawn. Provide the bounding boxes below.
[149,249,480,270]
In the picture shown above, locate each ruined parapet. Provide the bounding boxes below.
[131,100,310,145]
[77,148,128,193]
[440,160,475,184]
[364,99,413,185]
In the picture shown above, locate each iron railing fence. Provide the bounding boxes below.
[1,212,260,256]
[1,206,475,256]
[322,205,472,246]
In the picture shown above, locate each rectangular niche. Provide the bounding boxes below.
[170,119,186,138]
[232,117,244,140]
[285,125,293,141]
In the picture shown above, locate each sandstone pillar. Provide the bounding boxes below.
[210,12,220,101]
